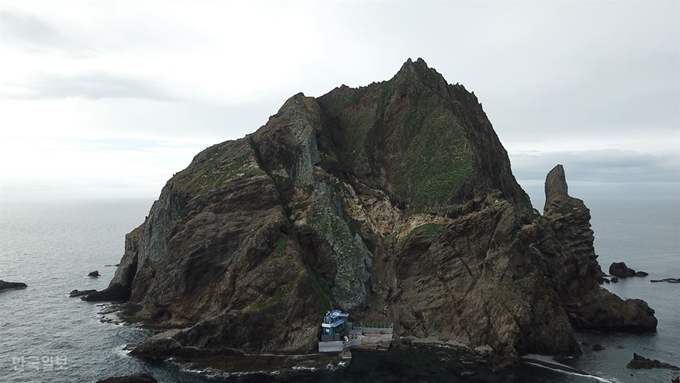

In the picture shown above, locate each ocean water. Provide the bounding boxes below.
[0,198,678,383]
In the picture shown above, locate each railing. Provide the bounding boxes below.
[359,321,393,328]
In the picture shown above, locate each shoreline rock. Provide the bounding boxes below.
[88,271,100,277]
[70,289,96,297]
[81,283,131,301]
[0,280,27,291]
[626,353,679,370]
[651,278,680,284]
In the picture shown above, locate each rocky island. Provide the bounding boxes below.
[83,58,656,371]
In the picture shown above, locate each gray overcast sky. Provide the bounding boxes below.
[0,0,678,206]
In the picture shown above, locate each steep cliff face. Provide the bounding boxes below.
[88,58,655,368]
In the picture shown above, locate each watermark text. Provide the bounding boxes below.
[12,356,68,372]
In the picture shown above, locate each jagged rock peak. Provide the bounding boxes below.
[545,164,569,201]
[393,57,449,93]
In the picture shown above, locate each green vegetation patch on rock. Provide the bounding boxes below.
[392,108,472,207]
[307,182,372,310]
[184,142,262,195]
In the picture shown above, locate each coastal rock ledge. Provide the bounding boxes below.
[87,58,656,370]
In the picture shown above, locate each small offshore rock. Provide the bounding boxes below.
[671,373,679,383]
[651,278,680,284]
[70,289,96,297]
[635,271,649,277]
[592,344,605,351]
[609,262,636,278]
[611,277,619,283]
[626,353,679,370]
[88,271,100,277]
[94,373,158,383]
[0,280,27,291]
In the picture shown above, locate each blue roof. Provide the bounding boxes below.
[330,319,345,327]
[325,310,349,319]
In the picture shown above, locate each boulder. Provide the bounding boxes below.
[88,271,100,277]
[611,277,619,283]
[626,353,679,370]
[0,280,27,291]
[635,271,649,277]
[94,373,158,383]
[609,262,636,278]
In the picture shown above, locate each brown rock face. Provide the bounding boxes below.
[93,59,655,369]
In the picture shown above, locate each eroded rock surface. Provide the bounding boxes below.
[93,58,656,369]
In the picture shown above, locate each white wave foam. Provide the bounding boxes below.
[524,362,614,383]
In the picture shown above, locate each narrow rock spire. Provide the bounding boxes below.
[545,164,568,202]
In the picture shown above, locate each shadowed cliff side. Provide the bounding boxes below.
[83,59,656,370]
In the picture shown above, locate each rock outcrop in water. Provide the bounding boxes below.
[0,280,27,291]
[609,262,637,277]
[89,58,656,369]
[626,353,679,370]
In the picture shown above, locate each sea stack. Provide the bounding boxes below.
[88,58,656,370]
[542,165,657,331]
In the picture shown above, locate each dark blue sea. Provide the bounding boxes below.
[1,198,678,383]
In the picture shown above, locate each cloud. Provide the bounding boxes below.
[0,1,677,201]
[1,72,179,101]
[510,149,680,184]
[0,9,98,58]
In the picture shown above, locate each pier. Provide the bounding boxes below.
[318,310,393,353]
